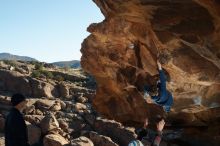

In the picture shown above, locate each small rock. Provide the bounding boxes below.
[35,99,55,110]
[43,134,69,146]
[58,82,70,98]
[89,131,118,146]
[58,119,69,132]
[59,100,66,110]
[50,101,62,111]
[76,96,88,103]
[35,109,44,115]
[75,103,87,111]
[25,115,44,125]
[40,113,60,135]
[70,136,94,146]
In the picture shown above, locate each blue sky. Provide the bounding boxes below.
[0,0,104,63]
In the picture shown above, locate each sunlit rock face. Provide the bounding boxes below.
[81,0,220,124]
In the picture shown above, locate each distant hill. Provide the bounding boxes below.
[52,60,81,68]
[0,53,38,62]
[0,53,81,68]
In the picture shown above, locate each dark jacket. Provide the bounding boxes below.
[136,128,162,146]
[5,108,29,146]
[144,69,173,112]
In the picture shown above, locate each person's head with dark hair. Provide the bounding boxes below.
[11,93,28,111]
[155,115,165,123]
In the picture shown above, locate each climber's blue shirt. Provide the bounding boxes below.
[144,70,173,112]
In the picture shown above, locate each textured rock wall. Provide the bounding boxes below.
[81,0,220,123]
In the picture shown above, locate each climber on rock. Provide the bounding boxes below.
[144,60,173,112]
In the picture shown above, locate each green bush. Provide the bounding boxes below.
[3,60,16,67]
[54,75,64,82]
[31,70,54,79]
[41,70,54,79]
[62,66,70,72]
[31,70,41,78]
[34,63,43,70]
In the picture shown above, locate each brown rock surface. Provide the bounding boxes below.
[40,113,60,135]
[89,131,118,146]
[70,136,94,146]
[43,134,69,146]
[81,0,220,123]
[0,70,59,98]
[93,118,136,146]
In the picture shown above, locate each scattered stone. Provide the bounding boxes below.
[75,103,87,111]
[43,134,69,146]
[70,136,94,146]
[25,115,44,125]
[58,119,69,132]
[50,101,62,111]
[59,100,66,110]
[40,113,60,135]
[89,131,118,146]
[76,95,88,103]
[35,109,44,115]
[58,82,69,98]
[35,99,55,110]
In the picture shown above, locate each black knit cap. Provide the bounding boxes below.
[11,93,26,106]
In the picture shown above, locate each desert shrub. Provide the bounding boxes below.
[54,75,64,82]
[3,60,17,67]
[41,70,54,79]
[31,70,41,78]
[34,62,43,70]
[31,70,54,79]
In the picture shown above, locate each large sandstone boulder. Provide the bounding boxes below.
[30,78,58,98]
[43,134,69,146]
[0,70,59,98]
[81,0,220,123]
[0,70,32,95]
[169,106,220,126]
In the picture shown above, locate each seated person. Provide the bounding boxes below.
[136,116,165,146]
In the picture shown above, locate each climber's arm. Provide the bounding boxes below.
[152,119,165,146]
[157,61,166,92]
